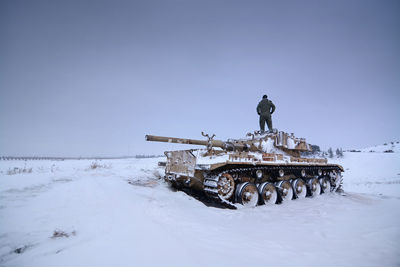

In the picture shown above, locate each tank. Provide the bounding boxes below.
[145,130,344,207]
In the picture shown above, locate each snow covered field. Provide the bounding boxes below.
[1,148,400,267]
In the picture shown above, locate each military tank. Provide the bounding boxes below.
[145,130,344,207]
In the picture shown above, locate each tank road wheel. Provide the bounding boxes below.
[258,182,278,205]
[235,182,259,207]
[217,173,235,200]
[319,177,331,193]
[330,171,343,192]
[276,180,293,202]
[292,178,307,199]
[307,178,321,197]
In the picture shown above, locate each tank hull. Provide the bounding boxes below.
[163,149,344,207]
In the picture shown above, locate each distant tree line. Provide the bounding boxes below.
[302,145,343,158]
[322,147,343,158]
[134,155,165,159]
[1,155,165,161]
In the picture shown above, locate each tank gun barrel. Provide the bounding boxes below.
[145,135,224,148]
[145,134,248,151]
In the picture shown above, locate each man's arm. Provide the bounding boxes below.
[256,102,261,115]
[270,101,276,114]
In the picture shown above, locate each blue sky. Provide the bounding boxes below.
[1,0,399,156]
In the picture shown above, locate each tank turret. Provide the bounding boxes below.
[146,130,311,156]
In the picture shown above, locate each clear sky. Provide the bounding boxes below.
[1,0,399,156]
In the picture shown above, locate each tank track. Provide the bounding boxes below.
[203,165,343,206]
[203,175,237,209]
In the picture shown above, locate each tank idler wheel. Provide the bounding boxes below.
[276,180,293,202]
[292,178,307,199]
[217,173,235,200]
[235,182,259,207]
[258,182,278,205]
[307,178,321,197]
[319,177,331,193]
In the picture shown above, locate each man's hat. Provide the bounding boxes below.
[263,95,268,99]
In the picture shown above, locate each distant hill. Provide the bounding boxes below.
[358,142,399,153]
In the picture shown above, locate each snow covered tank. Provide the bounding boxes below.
[145,130,344,207]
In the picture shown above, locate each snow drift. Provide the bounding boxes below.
[0,147,399,267]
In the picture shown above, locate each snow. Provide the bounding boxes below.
[358,142,400,153]
[1,150,400,267]
[261,138,278,153]
[194,149,230,165]
[331,146,400,198]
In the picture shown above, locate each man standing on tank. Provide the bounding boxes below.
[257,95,276,132]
